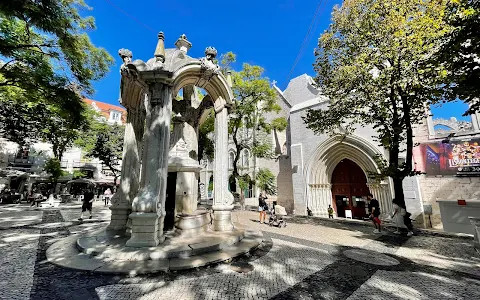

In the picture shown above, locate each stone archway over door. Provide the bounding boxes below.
[331,159,369,219]
[305,135,392,218]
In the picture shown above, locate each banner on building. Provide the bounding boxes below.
[422,139,480,176]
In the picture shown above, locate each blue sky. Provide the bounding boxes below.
[85,0,468,121]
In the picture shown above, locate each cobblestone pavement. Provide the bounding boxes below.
[0,205,479,299]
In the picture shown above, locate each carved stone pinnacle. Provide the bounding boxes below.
[205,47,217,59]
[118,48,133,60]
[175,34,192,53]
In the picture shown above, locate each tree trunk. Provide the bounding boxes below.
[392,176,406,209]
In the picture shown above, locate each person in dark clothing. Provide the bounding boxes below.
[79,186,95,221]
[367,193,381,233]
[258,193,268,224]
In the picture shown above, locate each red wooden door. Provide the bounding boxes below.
[331,159,369,219]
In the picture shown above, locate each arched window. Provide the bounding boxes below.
[229,152,235,170]
[242,149,249,169]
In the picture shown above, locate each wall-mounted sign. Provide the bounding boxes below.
[422,139,480,176]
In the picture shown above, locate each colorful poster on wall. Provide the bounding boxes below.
[422,139,480,176]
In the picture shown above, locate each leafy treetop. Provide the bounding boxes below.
[303,0,452,208]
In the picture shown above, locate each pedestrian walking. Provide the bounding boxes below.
[79,185,95,221]
[258,192,268,224]
[104,188,112,206]
[328,205,334,218]
[367,193,381,233]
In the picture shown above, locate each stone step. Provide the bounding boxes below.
[76,229,246,260]
[166,230,263,271]
[47,229,264,274]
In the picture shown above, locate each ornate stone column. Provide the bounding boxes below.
[212,98,234,231]
[367,182,392,219]
[108,48,145,233]
[308,184,332,217]
[126,83,173,247]
[107,108,142,232]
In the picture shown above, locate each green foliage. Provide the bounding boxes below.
[0,93,46,146]
[225,55,287,179]
[0,0,114,147]
[44,158,64,184]
[72,169,87,179]
[303,0,450,207]
[255,168,276,196]
[74,107,110,153]
[208,177,214,192]
[432,0,480,114]
[86,124,124,183]
[198,110,215,161]
[40,102,91,161]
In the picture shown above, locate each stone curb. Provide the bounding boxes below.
[286,215,474,240]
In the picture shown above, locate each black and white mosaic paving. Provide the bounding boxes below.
[1,206,479,299]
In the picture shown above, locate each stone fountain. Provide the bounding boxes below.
[46,32,263,274]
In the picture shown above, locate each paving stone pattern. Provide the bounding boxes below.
[0,228,40,300]
[95,238,336,300]
[347,270,480,300]
[1,206,479,300]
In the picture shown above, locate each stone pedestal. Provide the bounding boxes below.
[212,210,234,231]
[107,200,131,232]
[126,212,163,247]
[469,217,480,252]
[175,211,211,237]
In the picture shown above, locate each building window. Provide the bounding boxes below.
[111,111,121,121]
[229,152,235,170]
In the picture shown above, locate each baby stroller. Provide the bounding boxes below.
[268,204,287,228]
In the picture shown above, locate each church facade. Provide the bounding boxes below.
[199,73,480,230]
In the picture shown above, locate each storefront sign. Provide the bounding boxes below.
[422,139,480,176]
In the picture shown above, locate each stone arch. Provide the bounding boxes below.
[304,135,392,217]
[172,61,234,106]
[305,135,381,185]
[171,60,235,231]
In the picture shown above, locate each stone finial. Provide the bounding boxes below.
[272,80,277,86]
[226,71,233,88]
[154,32,166,63]
[205,47,217,60]
[175,34,192,53]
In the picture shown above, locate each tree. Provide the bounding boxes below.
[40,102,91,161]
[221,53,287,180]
[198,110,215,162]
[86,124,124,185]
[43,158,64,193]
[433,0,480,114]
[0,93,46,147]
[256,168,277,196]
[303,0,451,208]
[0,0,114,144]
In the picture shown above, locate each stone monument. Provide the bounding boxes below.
[46,32,263,274]
[108,32,235,247]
